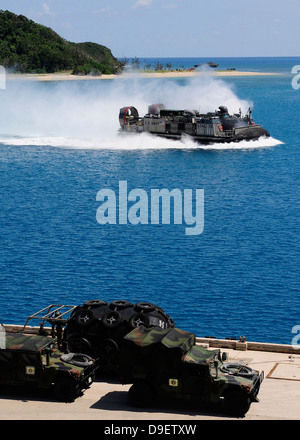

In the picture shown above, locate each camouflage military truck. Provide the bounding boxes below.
[119,326,264,417]
[0,326,97,402]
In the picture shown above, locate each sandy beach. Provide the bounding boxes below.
[6,70,282,82]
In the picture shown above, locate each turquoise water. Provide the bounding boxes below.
[0,58,299,344]
[130,56,300,74]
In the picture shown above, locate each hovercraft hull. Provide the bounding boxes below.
[119,104,270,144]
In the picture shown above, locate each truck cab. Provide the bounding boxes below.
[0,325,97,401]
[119,326,264,417]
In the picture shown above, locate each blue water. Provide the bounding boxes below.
[0,57,299,345]
[129,56,300,74]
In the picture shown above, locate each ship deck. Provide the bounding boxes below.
[0,328,299,421]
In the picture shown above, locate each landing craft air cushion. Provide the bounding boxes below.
[119,104,270,143]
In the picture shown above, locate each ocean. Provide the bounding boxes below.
[0,57,299,345]
[129,56,299,74]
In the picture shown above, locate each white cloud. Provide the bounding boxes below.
[41,2,57,17]
[132,0,153,9]
[93,7,111,15]
[43,3,52,15]
[162,4,178,10]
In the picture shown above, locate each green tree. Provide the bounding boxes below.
[0,9,122,74]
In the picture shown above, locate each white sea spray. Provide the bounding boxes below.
[0,71,281,150]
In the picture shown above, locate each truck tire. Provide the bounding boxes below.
[101,310,122,328]
[129,313,150,328]
[109,300,133,310]
[83,300,107,308]
[223,390,251,417]
[65,336,92,354]
[75,309,96,327]
[134,302,156,312]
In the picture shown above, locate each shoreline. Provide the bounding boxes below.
[6,70,283,82]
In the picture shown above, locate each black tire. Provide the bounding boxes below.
[109,300,133,310]
[128,383,156,407]
[102,310,122,328]
[60,352,94,367]
[65,336,92,354]
[223,390,251,417]
[100,338,119,357]
[53,375,80,402]
[134,302,156,312]
[74,309,96,327]
[69,306,80,319]
[166,315,176,327]
[129,312,150,328]
[84,299,107,308]
[221,363,255,378]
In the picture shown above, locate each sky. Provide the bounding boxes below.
[0,0,299,58]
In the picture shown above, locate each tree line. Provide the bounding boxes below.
[0,10,123,75]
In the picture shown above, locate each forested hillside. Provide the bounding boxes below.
[0,10,122,74]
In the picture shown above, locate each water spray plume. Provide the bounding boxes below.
[0,73,281,150]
